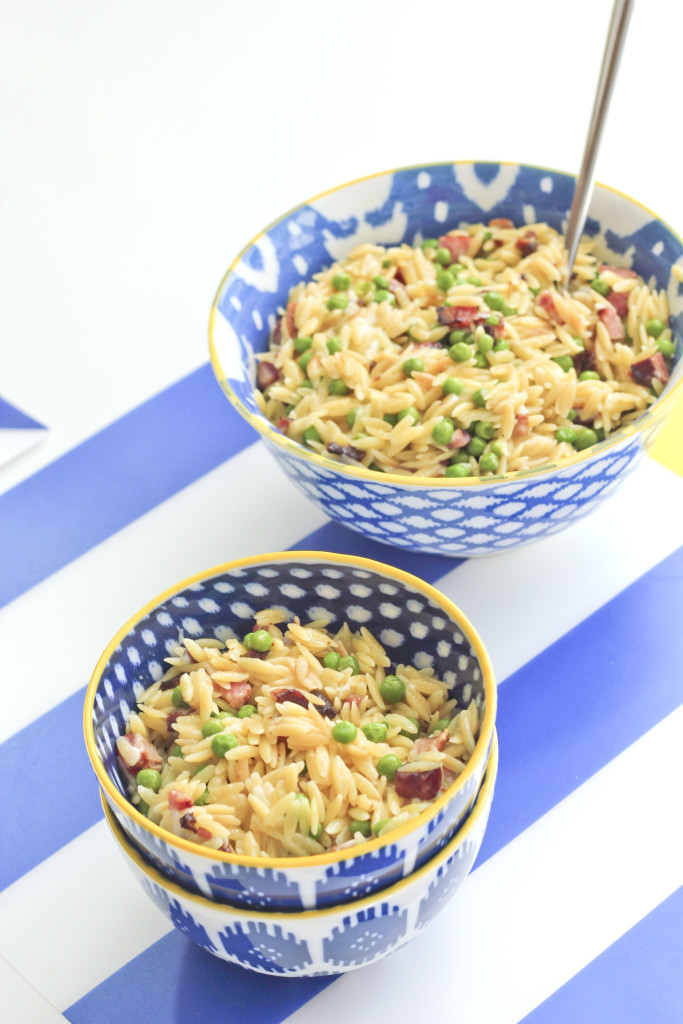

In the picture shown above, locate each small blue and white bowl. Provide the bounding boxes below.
[209,161,683,557]
[84,551,496,911]
[102,732,497,976]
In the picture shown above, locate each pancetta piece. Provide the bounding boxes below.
[116,733,162,775]
[631,352,669,386]
[598,304,625,341]
[438,233,470,260]
[257,360,280,391]
[437,304,477,328]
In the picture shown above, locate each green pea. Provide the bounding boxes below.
[594,426,606,442]
[384,413,398,427]
[373,275,390,289]
[194,790,210,806]
[382,259,392,268]
[591,277,610,296]
[567,409,578,421]
[658,338,675,358]
[477,334,494,354]
[299,380,314,389]
[323,651,341,670]
[449,329,471,345]
[432,418,455,445]
[421,238,439,250]
[285,404,296,415]
[361,721,389,743]
[574,427,598,451]
[372,818,390,836]
[293,336,313,353]
[435,247,452,265]
[332,272,350,290]
[502,304,517,317]
[450,262,465,275]
[474,421,496,440]
[645,318,665,338]
[298,350,313,372]
[346,409,357,427]
[377,754,402,781]
[171,745,183,758]
[445,463,470,477]
[449,342,472,362]
[493,339,510,352]
[399,716,420,738]
[450,449,470,464]
[482,231,492,243]
[137,799,149,816]
[328,379,350,395]
[432,718,451,733]
[552,356,573,372]
[354,280,372,296]
[555,427,577,444]
[369,462,384,473]
[379,674,406,703]
[245,629,273,652]
[490,441,503,458]
[237,705,257,718]
[302,426,322,445]
[579,371,601,381]
[466,276,482,287]
[485,315,500,326]
[442,376,464,395]
[484,291,505,311]
[332,721,357,744]
[201,719,224,738]
[397,406,420,424]
[211,732,238,757]
[137,768,162,792]
[472,388,487,408]
[348,819,371,837]
[437,271,455,292]
[467,436,487,457]
[326,337,342,354]
[572,336,585,348]
[479,452,499,474]
[374,289,395,304]
[327,293,349,311]
[338,654,361,675]
[403,357,425,377]
[474,353,488,368]
[171,686,188,708]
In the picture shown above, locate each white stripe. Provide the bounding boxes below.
[284,705,683,1024]
[2,705,680,1014]
[0,954,68,1024]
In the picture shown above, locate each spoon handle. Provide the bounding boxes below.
[564,0,636,281]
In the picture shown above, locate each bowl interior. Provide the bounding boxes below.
[210,161,683,467]
[87,552,494,849]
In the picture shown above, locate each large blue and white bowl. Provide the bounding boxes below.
[102,733,497,976]
[209,161,683,557]
[84,551,496,911]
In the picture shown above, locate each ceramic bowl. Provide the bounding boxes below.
[84,551,496,911]
[209,161,683,557]
[102,732,497,976]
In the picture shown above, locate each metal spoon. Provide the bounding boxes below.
[564,0,636,282]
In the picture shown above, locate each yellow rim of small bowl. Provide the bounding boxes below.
[84,550,497,870]
[208,159,683,489]
[101,731,498,921]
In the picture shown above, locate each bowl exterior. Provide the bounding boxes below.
[88,553,495,911]
[105,734,497,976]
[210,161,683,557]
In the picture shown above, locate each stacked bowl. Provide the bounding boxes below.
[84,551,497,975]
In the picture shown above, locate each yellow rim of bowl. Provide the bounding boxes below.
[208,159,683,489]
[101,731,498,921]
[84,549,497,870]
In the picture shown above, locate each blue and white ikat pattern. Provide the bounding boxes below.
[91,556,493,911]
[106,751,495,977]
[210,162,683,556]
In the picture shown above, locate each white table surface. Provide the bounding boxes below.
[1,3,682,1022]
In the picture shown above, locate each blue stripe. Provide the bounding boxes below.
[0,364,255,610]
[65,930,336,1024]
[0,395,47,430]
[519,886,683,1023]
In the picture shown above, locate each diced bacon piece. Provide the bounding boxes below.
[179,811,212,840]
[276,416,292,433]
[631,352,669,386]
[516,230,538,256]
[257,360,280,392]
[272,317,284,348]
[273,688,311,710]
[309,689,335,719]
[343,695,362,708]
[513,413,530,437]
[598,304,625,341]
[537,290,562,323]
[217,680,252,709]
[169,789,194,811]
[437,304,477,328]
[606,289,629,318]
[448,429,471,449]
[473,311,504,339]
[116,733,162,775]
[286,301,297,339]
[166,708,193,729]
[326,443,364,461]
[489,217,514,229]
[413,728,450,756]
[389,278,408,301]
[438,233,470,260]
[600,264,637,278]
[393,266,406,285]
